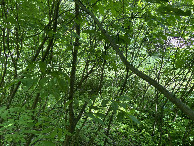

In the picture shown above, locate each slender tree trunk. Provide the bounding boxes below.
[64,1,80,145]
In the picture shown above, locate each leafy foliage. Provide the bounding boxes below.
[0,0,193,145]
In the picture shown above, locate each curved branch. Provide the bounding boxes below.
[75,0,194,120]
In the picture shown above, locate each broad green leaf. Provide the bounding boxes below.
[39,61,47,73]
[39,141,55,146]
[0,106,6,114]
[95,118,104,125]
[111,101,118,113]
[51,88,60,100]
[111,6,116,16]
[173,9,191,16]
[39,77,50,87]
[5,17,17,24]
[119,103,128,109]
[117,111,125,122]
[50,71,60,77]
[57,128,62,140]
[85,112,95,119]
[58,79,68,91]
[157,5,191,16]
[27,62,35,70]
[21,78,38,89]
[95,113,105,118]
[98,4,104,15]
[101,100,109,107]
[74,98,79,107]
[1,110,8,120]
[161,35,167,40]
[128,115,141,124]
[50,129,58,138]
[90,0,96,3]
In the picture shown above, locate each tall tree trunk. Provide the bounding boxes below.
[64,0,80,145]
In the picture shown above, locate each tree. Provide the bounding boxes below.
[0,0,193,145]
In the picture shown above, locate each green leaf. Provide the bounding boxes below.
[98,4,104,15]
[161,35,167,40]
[117,111,125,122]
[173,8,191,16]
[65,100,73,108]
[90,106,99,110]
[90,0,96,3]
[1,109,8,120]
[58,79,68,91]
[39,77,50,87]
[46,30,54,37]
[111,7,116,15]
[27,62,35,70]
[39,141,55,146]
[63,73,70,81]
[50,71,60,77]
[39,61,47,73]
[95,118,104,125]
[95,113,105,118]
[128,115,141,124]
[119,103,128,109]
[57,128,62,140]
[74,99,79,107]
[101,100,109,107]
[50,129,58,138]
[64,129,71,136]
[119,95,131,101]
[82,29,96,34]
[85,112,95,119]
[111,101,118,113]
[0,106,6,114]
[6,17,17,24]
[51,88,60,100]
[84,98,92,105]
[157,5,191,16]
[21,78,38,90]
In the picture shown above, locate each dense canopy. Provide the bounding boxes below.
[0,0,193,145]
